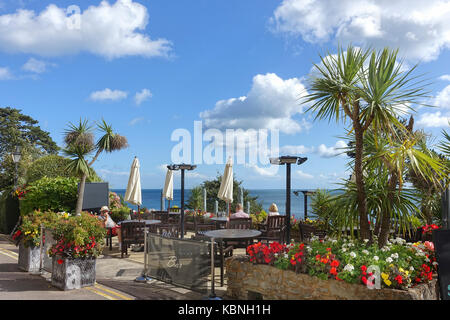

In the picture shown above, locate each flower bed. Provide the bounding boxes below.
[226,256,438,300]
[241,236,438,294]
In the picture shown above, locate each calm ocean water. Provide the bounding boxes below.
[111,189,327,219]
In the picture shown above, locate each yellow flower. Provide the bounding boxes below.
[389,264,394,268]
[381,273,389,280]
[399,268,405,273]
[384,279,392,286]
[25,231,31,235]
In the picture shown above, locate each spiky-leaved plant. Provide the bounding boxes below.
[63,119,128,214]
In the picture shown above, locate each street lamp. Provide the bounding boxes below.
[269,156,307,243]
[167,164,197,239]
[11,146,22,189]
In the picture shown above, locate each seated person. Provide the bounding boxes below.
[268,203,280,216]
[99,206,122,250]
[230,203,249,219]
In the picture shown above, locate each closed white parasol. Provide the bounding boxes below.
[124,157,142,211]
[218,157,233,217]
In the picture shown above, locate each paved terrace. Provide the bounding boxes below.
[0,233,239,300]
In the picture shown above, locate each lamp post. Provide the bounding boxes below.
[167,164,197,239]
[11,146,22,189]
[270,156,307,243]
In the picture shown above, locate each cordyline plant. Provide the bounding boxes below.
[63,119,128,214]
[304,45,432,242]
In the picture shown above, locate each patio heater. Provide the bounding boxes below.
[11,146,22,189]
[270,156,307,243]
[167,164,197,239]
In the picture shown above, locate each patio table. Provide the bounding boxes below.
[209,217,229,229]
[202,229,261,297]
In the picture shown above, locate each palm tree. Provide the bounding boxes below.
[64,119,128,214]
[304,45,430,240]
[362,122,447,246]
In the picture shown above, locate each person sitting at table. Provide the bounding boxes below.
[99,206,122,250]
[268,203,280,216]
[230,203,249,219]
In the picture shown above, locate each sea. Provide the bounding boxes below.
[111,189,328,220]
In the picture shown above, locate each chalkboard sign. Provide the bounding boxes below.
[433,229,450,300]
[79,182,109,211]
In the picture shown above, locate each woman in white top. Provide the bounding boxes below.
[268,203,280,216]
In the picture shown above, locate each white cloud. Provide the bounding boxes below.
[279,141,348,158]
[439,75,450,82]
[22,57,54,73]
[0,0,172,59]
[200,73,310,134]
[417,112,450,127]
[316,140,348,158]
[129,117,145,126]
[434,85,450,109]
[246,164,280,177]
[271,0,450,62]
[134,88,152,105]
[416,85,450,127]
[296,170,314,179]
[0,66,12,80]
[89,88,128,102]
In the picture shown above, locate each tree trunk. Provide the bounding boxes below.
[75,174,87,214]
[353,120,371,240]
[378,174,398,247]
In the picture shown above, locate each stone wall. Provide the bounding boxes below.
[225,256,439,300]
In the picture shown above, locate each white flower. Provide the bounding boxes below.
[364,239,369,243]
[362,250,369,255]
[344,264,354,272]
[274,253,279,257]
[350,252,357,258]
[283,253,288,259]
[331,239,337,244]
[386,257,393,263]
[391,253,399,259]
[409,266,414,271]
[373,256,379,261]
[425,257,430,263]
[342,248,347,252]
[432,262,438,266]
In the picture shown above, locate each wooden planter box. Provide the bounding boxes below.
[51,256,96,290]
[225,256,439,300]
[18,243,41,272]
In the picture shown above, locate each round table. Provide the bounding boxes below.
[209,217,229,229]
[202,229,261,297]
[203,229,261,241]
[118,219,161,226]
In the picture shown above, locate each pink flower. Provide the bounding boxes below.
[424,241,434,252]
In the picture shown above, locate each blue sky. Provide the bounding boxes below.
[1,0,449,190]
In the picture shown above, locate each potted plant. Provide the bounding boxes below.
[48,212,106,290]
[13,210,58,272]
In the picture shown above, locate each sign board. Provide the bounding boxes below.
[145,234,210,294]
[79,182,109,211]
[433,229,450,300]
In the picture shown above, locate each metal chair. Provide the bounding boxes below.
[120,221,146,258]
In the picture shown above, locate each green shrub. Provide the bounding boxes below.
[20,177,78,214]
[25,155,103,184]
[110,206,131,223]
